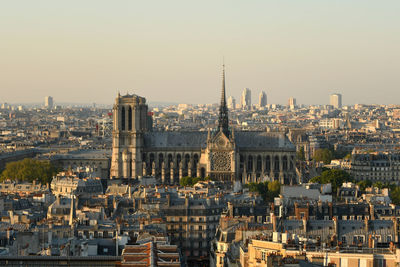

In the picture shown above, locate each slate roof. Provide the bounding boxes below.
[144,132,207,149]
[143,131,295,151]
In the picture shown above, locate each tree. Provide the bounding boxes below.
[391,187,400,205]
[245,180,281,202]
[357,180,372,191]
[313,148,333,164]
[0,158,59,184]
[296,147,305,161]
[309,169,353,193]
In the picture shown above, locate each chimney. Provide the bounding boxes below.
[272,214,277,232]
[227,202,233,217]
[369,204,374,219]
[393,217,398,243]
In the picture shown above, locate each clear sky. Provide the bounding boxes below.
[1,0,399,106]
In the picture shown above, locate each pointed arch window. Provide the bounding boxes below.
[128,106,132,130]
[121,107,126,131]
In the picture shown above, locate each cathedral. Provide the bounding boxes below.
[110,67,297,184]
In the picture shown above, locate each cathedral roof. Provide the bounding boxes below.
[144,132,208,149]
[234,131,295,151]
[143,131,295,151]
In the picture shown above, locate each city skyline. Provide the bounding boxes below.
[1,1,400,105]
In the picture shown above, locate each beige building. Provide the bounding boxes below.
[241,239,400,267]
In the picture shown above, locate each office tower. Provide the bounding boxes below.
[227,96,236,110]
[288,97,296,107]
[258,91,267,107]
[45,96,53,109]
[330,93,342,109]
[241,88,251,109]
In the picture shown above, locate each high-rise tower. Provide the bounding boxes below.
[227,96,236,110]
[258,91,267,107]
[330,93,342,109]
[45,96,53,109]
[241,88,251,109]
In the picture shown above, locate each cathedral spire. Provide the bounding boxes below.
[218,63,229,136]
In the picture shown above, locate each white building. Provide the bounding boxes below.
[241,88,251,109]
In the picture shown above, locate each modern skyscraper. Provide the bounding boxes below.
[258,91,267,107]
[241,88,251,109]
[227,96,236,110]
[45,96,53,109]
[288,97,296,107]
[330,93,342,109]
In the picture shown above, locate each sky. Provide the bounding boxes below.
[1,0,400,106]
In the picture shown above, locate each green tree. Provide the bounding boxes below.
[313,148,333,164]
[296,147,305,161]
[0,158,59,184]
[373,181,384,189]
[391,187,400,205]
[244,180,281,202]
[357,180,372,191]
[309,169,353,193]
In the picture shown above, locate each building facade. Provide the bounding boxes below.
[350,151,400,184]
[330,93,342,109]
[241,88,251,110]
[110,67,297,184]
[258,91,267,108]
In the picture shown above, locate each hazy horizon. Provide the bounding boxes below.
[1,1,399,105]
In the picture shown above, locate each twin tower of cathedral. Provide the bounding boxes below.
[110,66,297,185]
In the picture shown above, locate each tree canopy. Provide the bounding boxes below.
[0,158,59,184]
[313,148,333,164]
[309,169,353,193]
[296,147,305,161]
[390,187,400,205]
[245,180,281,202]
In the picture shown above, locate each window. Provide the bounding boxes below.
[262,251,266,261]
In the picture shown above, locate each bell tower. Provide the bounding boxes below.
[110,93,150,179]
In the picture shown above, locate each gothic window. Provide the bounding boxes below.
[185,154,190,169]
[274,156,280,171]
[158,153,164,169]
[121,107,126,130]
[266,156,271,172]
[283,156,288,171]
[247,156,253,172]
[211,152,231,171]
[193,154,199,170]
[256,155,262,172]
[128,106,132,130]
[149,153,155,168]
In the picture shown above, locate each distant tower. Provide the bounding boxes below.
[241,88,251,109]
[330,93,342,109]
[227,96,236,110]
[110,93,151,179]
[258,91,267,107]
[218,65,230,137]
[45,96,53,109]
[288,97,296,107]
